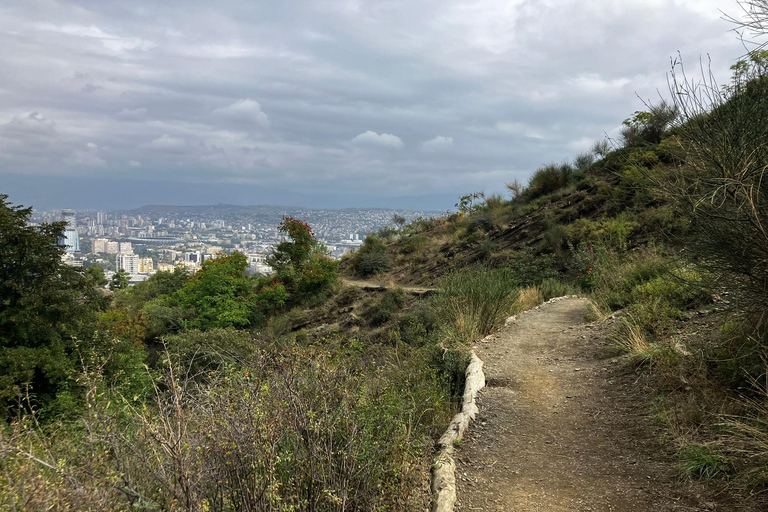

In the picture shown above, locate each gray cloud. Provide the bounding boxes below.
[0,0,761,209]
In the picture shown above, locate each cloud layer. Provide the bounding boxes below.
[0,0,758,209]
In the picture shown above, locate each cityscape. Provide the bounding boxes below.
[35,204,442,283]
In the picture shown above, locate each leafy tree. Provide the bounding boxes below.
[109,269,130,290]
[0,194,112,413]
[267,216,338,300]
[267,217,316,275]
[170,253,261,331]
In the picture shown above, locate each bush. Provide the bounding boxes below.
[353,235,391,277]
[619,102,678,147]
[524,163,574,200]
[364,288,405,327]
[666,51,768,317]
[399,235,425,254]
[2,341,449,511]
[540,278,578,300]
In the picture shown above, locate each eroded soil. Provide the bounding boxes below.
[454,297,752,512]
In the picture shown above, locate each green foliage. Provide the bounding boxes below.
[0,194,115,414]
[364,288,405,327]
[455,191,484,214]
[667,49,768,317]
[2,333,451,511]
[109,269,130,290]
[678,444,732,480]
[542,222,568,255]
[524,163,574,201]
[353,235,392,277]
[170,253,261,331]
[395,314,428,346]
[620,102,678,146]
[566,213,639,251]
[267,216,339,301]
[399,234,425,254]
[506,248,560,287]
[114,265,189,312]
[539,278,578,300]
[477,236,498,260]
[164,328,261,375]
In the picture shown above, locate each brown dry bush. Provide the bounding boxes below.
[1,339,448,511]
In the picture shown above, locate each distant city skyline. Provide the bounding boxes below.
[0,1,762,210]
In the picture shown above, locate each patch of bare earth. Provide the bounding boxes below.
[454,297,750,512]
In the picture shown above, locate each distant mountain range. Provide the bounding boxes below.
[127,203,441,215]
[2,174,456,212]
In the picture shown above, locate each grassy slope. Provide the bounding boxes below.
[333,135,768,505]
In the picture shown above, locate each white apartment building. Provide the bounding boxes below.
[116,253,140,275]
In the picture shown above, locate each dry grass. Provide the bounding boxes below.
[614,316,651,357]
[584,298,611,323]
[723,398,768,464]
[514,286,543,313]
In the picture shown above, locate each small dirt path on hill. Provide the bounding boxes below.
[454,297,747,512]
[342,278,435,295]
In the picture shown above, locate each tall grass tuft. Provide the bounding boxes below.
[515,286,542,312]
[433,267,521,343]
[678,444,733,480]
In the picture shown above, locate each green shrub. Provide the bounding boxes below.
[3,339,450,511]
[465,211,496,234]
[375,225,400,241]
[524,163,574,200]
[540,278,578,300]
[542,223,568,255]
[587,245,667,310]
[164,328,260,375]
[365,288,405,327]
[354,236,392,277]
[396,315,428,346]
[507,248,559,287]
[399,235,426,254]
[566,213,639,251]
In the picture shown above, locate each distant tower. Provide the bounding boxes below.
[59,209,80,254]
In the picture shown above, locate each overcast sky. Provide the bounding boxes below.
[0,0,759,210]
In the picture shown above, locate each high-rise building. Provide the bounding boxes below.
[116,253,140,275]
[119,242,133,254]
[61,209,76,228]
[97,211,107,225]
[105,241,120,254]
[58,209,80,254]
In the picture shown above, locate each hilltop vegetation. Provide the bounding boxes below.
[3,42,768,511]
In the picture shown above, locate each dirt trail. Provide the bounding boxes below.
[454,297,740,512]
[342,278,435,295]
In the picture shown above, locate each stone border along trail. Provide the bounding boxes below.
[433,296,742,512]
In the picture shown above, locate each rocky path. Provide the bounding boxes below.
[453,297,739,512]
